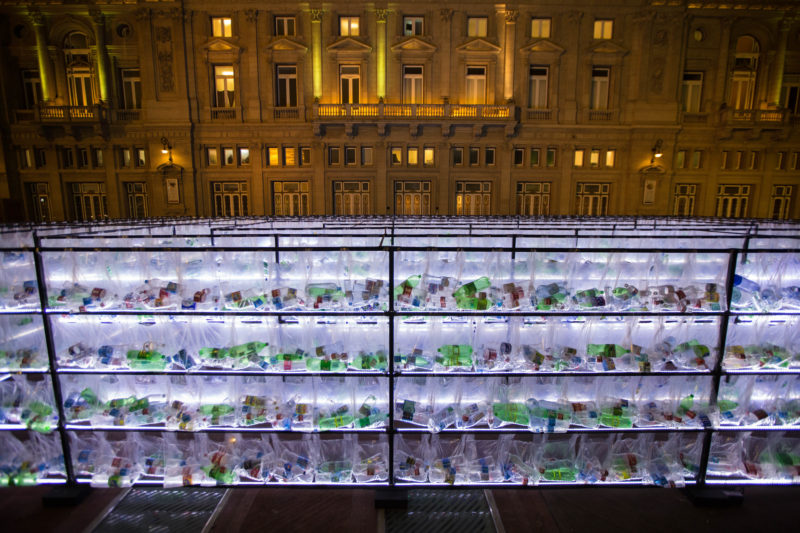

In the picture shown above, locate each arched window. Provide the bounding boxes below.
[730,35,759,110]
[63,31,95,107]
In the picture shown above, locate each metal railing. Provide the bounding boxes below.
[527,108,553,120]
[211,107,237,120]
[314,102,513,120]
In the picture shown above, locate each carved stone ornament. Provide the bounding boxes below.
[28,7,44,26]
[440,9,453,22]
[244,9,257,23]
[155,26,172,44]
[376,9,388,23]
[134,8,150,22]
[504,10,519,24]
[311,9,323,23]
[567,11,583,25]
[653,29,668,47]
[89,7,104,26]
[158,51,175,92]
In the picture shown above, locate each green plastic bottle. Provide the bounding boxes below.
[436,344,473,367]
[453,277,491,299]
[394,275,421,298]
[493,402,530,425]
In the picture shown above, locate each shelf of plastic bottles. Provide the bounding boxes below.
[2,217,800,488]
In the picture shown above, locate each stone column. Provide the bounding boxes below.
[311,9,323,101]
[769,18,791,106]
[502,10,518,102]
[90,8,111,103]
[439,9,453,102]
[29,9,56,102]
[376,9,387,100]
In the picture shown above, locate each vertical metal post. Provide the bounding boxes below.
[387,240,395,486]
[32,232,77,484]
[696,249,738,486]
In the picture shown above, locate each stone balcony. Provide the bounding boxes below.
[312,102,515,121]
[14,104,107,123]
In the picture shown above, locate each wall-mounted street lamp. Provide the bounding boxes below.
[651,139,663,164]
[161,137,173,164]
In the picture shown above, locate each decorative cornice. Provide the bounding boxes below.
[504,10,519,24]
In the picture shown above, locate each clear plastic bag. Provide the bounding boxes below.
[267,434,314,483]
[395,376,434,428]
[428,434,467,484]
[394,434,429,482]
[456,377,492,429]
[314,377,355,431]
[235,434,272,483]
[490,377,531,429]
[354,377,389,429]
[535,434,579,482]
[498,435,537,485]
[465,435,503,483]
[315,435,354,483]
[527,377,571,433]
[353,434,389,483]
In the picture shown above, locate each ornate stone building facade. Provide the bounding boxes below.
[0,0,798,221]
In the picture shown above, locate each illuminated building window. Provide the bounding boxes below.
[593,19,613,39]
[275,16,296,36]
[407,147,419,166]
[121,69,141,109]
[340,65,360,104]
[275,65,297,107]
[531,18,551,39]
[213,66,235,108]
[682,72,703,113]
[465,66,486,105]
[529,66,548,109]
[591,67,610,110]
[467,17,487,37]
[423,147,435,167]
[212,17,232,38]
[404,16,424,36]
[403,65,423,104]
[340,16,360,36]
[605,149,616,168]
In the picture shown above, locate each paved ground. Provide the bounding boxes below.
[1,485,798,533]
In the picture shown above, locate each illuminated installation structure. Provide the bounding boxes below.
[1,217,799,487]
[0,0,798,221]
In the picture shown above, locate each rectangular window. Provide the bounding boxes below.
[284,147,297,166]
[576,182,610,216]
[207,147,219,166]
[275,16,296,36]
[682,72,703,113]
[513,148,524,166]
[423,147,435,166]
[782,84,800,114]
[134,148,146,168]
[591,67,610,110]
[213,182,249,217]
[276,65,298,107]
[67,67,94,107]
[731,70,756,110]
[529,66,548,109]
[19,148,33,169]
[467,17,488,37]
[574,149,584,167]
[531,18,551,39]
[456,181,492,215]
[673,184,696,216]
[402,65,424,104]
[469,147,480,166]
[404,16,424,36]
[273,181,309,216]
[593,19,613,39]
[239,147,250,166]
[301,147,311,166]
[748,151,759,170]
[735,151,745,170]
[77,147,89,169]
[126,182,148,219]
[793,152,800,171]
[770,185,792,220]
[214,65,235,108]
[62,147,74,169]
[265,147,279,166]
[517,182,551,215]
[362,147,374,166]
[721,150,730,170]
[93,148,104,168]
[35,148,46,168]
[453,147,464,166]
[27,183,51,222]
[546,147,556,168]
[465,66,487,105]
[691,150,703,169]
[224,147,236,166]
[121,69,142,110]
[71,182,108,221]
[715,184,750,218]
[485,147,496,166]
[345,146,357,165]
[334,181,371,215]
[391,147,402,166]
[605,149,616,168]
[22,70,42,109]
[676,150,686,169]
[590,149,600,168]
[530,148,540,167]
[776,151,786,170]
[212,17,232,37]
[329,146,341,165]
[407,147,419,166]
[340,65,360,104]
[340,16,360,36]
[120,148,131,168]
[395,181,432,215]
